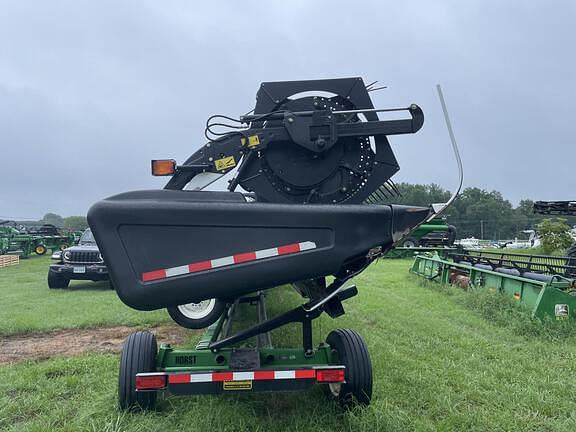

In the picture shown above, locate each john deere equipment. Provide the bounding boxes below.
[398,218,456,248]
[28,224,75,255]
[0,221,34,258]
[88,78,461,410]
[411,250,576,320]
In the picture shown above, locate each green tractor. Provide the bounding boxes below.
[27,224,75,255]
[398,218,457,248]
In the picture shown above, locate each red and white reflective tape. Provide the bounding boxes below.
[135,367,345,390]
[142,241,317,282]
[168,369,316,384]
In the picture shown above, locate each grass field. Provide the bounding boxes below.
[1,257,576,431]
[0,256,170,336]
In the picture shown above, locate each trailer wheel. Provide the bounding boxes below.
[118,331,158,411]
[401,238,418,248]
[48,270,69,288]
[326,329,373,407]
[35,244,47,255]
[167,298,225,329]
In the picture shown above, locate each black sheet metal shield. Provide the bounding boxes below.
[88,190,429,310]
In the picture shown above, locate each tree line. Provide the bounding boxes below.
[12,184,576,240]
[16,213,88,232]
[392,183,576,240]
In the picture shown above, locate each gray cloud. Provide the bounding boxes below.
[0,0,574,218]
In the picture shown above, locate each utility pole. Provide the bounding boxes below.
[480,220,484,240]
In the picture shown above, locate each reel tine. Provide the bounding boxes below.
[375,188,388,202]
[388,180,401,197]
[381,182,395,198]
[365,80,378,90]
[367,85,388,92]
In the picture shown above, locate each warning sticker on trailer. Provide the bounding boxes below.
[223,380,252,391]
[214,156,236,171]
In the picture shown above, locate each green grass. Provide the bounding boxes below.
[0,256,170,336]
[2,258,576,431]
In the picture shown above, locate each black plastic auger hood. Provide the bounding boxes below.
[88,189,429,310]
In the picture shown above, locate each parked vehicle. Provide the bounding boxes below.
[48,229,110,289]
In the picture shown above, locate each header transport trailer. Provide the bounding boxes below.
[88,78,462,410]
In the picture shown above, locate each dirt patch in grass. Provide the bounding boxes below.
[0,325,191,365]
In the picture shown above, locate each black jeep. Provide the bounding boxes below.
[48,228,110,289]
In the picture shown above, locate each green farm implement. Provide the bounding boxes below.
[0,221,76,257]
[0,237,9,255]
[90,79,464,411]
[398,219,456,248]
[121,290,367,410]
[28,224,75,255]
[383,246,458,259]
[0,223,34,258]
[411,252,576,320]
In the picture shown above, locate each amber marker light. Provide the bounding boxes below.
[151,159,177,176]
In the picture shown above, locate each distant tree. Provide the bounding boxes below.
[448,188,516,239]
[395,183,451,207]
[63,216,88,231]
[41,213,64,227]
[538,218,573,254]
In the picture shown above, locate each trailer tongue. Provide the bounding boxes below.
[87,78,454,410]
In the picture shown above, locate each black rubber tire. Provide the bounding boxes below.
[47,270,70,289]
[167,299,226,329]
[35,244,47,255]
[401,238,418,248]
[326,328,373,407]
[118,331,158,411]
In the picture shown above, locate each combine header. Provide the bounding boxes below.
[88,78,460,410]
[411,250,576,320]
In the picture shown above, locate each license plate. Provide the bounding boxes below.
[73,266,86,274]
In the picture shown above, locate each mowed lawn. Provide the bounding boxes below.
[0,256,170,336]
[1,257,576,431]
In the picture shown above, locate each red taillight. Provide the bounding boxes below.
[135,374,166,390]
[316,368,345,383]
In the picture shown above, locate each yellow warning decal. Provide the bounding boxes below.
[223,380,252,391]
[248,135,260,148]
[241,137,247,146]
[215,156,236,171]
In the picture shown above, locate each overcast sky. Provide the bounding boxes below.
[0,0,574,219]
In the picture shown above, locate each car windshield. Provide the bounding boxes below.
[80,229,96,244]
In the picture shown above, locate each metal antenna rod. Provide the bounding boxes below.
[426,84,464,222]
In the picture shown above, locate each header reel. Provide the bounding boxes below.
[162,77,423,204]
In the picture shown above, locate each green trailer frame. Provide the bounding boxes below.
[411,253,576,320]
[120,288,372,410]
